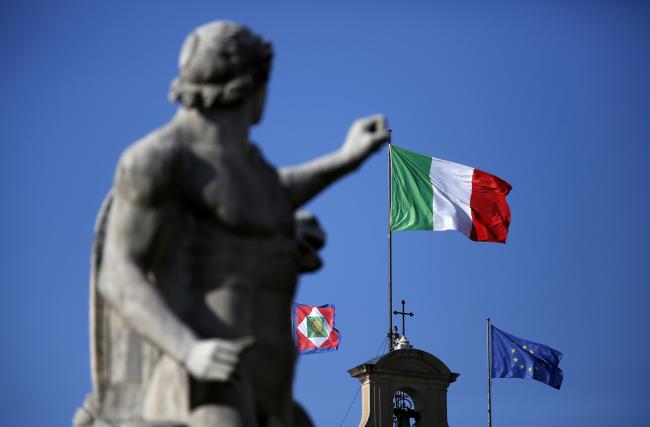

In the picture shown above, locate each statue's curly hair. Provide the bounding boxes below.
[169,21,273,109]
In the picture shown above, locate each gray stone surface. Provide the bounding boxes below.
[74,21,389,427]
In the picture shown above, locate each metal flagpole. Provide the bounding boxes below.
[387,130,393,351]
[487,317,493,427]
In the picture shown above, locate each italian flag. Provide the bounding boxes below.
[390,145,512,243]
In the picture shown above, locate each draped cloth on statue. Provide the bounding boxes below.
[75,193,188,427]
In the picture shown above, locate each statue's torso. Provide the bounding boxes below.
[93,130,302,424]
[147,138,299,414]
[130,138,295,328]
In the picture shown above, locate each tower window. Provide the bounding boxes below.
[393,390,418,426]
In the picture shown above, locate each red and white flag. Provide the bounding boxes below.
[293,303,340,355]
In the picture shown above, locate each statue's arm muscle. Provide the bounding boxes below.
[98,143,197,364]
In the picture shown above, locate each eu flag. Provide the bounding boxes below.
[491,325,563,389]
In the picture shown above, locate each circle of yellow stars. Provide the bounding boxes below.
[510,344,544,373]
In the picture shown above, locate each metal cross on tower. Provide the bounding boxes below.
[393,300,414,337]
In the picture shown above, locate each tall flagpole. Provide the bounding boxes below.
[387,130,393,351]
[487,317,493,427]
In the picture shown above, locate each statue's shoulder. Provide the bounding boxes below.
[114,125,181,204]
[247,140,277,171]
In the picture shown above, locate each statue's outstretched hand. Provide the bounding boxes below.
[186,336,255,381]
[341,114,390,165]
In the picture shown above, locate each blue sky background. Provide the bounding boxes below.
[2,1,649,426]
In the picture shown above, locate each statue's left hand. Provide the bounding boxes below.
[295,211,326,273]
[341,114,390,165]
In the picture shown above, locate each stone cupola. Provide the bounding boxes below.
[348,348,459,427]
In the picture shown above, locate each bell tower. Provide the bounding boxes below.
[347,339,458,427]
[348,300,458,426]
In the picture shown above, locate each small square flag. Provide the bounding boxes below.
[293,303,341,355]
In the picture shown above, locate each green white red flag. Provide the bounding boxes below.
[390,145,512,243]
[294,303,340,355]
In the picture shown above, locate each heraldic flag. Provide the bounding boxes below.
[294,303,340,355]
[390,145,512,243]
[491,325,564,389]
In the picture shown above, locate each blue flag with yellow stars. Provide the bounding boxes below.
[491,325,563,389]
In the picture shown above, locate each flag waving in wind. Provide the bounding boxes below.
[491,325,564,389]
[390,145,512,242]
[293,303,340,355]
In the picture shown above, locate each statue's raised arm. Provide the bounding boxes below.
[279,114,390,208]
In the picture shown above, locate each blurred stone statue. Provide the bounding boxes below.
[73,21,388,427]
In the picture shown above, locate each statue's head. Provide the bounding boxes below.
[169,21,273,112]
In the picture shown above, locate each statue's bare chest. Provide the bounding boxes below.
[181,143,294,236]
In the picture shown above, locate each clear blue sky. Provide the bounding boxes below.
[2,1,649,426]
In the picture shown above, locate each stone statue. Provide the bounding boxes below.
[73,21,389,427]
